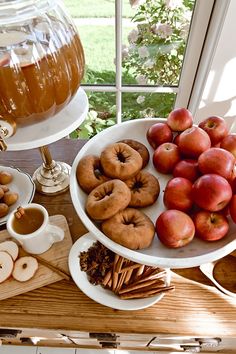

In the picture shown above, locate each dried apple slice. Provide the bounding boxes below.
[0,240,19,261]
[12,256,38,282]
[0,251,14,283]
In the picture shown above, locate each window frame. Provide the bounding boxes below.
[81,0,217,121]
[188,0,231,115]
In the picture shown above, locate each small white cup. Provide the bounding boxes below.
[6,203,64,254]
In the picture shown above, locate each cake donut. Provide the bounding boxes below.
[100,142,142,180]
[101,208,155,250]
[125,170,160,208]
[76,155,109,194]
[86,179,131,221]
[118,139,150,168]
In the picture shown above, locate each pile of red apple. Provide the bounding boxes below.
[146,108,236,248]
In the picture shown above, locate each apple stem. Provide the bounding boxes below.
[210,214,216,223]
[208,122,215,128]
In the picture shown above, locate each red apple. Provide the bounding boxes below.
[167,108,193,132]
[230,176,236,194]
[173,159,200,182]
[198,147,235,180]
[229,194,236,223]
[178,126,211,158]
[228,162,236,186]
[155,209,195,248]
[173,133,181,145]
[193,210,229,241]
[220,134,236,158]
[192,174,232,212]
[212,142,221,148]
[146,122,173,149]
[152,142,181,174]
[163,177,193,212]
[221,204,230,217]
[198,116,228,145]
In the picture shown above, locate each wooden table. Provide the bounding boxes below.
[0,138,236,340]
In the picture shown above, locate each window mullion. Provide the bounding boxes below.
[82,85,179,93]
[115,0,122,124]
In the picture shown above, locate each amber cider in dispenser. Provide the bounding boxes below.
[0,23,85,126]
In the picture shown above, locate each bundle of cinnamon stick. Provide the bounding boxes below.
[80,241,174,300]
[102,254,174,300]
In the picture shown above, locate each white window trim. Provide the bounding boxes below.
[188,0,231,115]
[175,0,215,108]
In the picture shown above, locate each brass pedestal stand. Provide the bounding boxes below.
[32,146,71,195]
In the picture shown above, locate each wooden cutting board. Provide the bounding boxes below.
[0,214,72,301]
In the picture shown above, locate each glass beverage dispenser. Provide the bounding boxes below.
[0,0,86,194]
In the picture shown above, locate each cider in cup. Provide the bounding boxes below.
[7,203,64,254]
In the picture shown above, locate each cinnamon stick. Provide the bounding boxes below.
[14,206,25,219]
[124,268,133,285]
[119,286,175,300]
[113,254,120,269]
[135,264,145,278]
[140,266,163,278]
[115,271,127,293]
[133,269,167,285]
[112,254,120,291]
[107,278,112,289]
[116,256,124,273]
[118,279,159,294]
[131,280,166,294]
[119,263,141,273]
[102,270,112,287]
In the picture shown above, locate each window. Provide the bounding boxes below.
[64,0,215,139]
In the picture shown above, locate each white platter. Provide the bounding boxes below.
[0,165,35,226]
[70,118,236,269]
[68,232,171,310]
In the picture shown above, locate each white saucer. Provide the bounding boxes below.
[0,165,35,226]
[68,232,171,311]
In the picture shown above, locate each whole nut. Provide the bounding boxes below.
[3,191,19,206]
[0,171,13,185]
[0,185,9,193]
[0,187,4,199]
[0,203,9,217]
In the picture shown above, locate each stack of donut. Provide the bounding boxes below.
[76,140,160,250]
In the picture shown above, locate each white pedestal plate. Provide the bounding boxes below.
[3,88,88,195]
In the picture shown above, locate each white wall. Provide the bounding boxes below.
[193,0,236,132]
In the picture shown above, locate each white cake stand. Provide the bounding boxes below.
[1,88,88,195]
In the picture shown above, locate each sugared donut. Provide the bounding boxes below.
[76,155,109,194]
[101,208,155,250]
[125,171,160,207]
[100,142,142,180]
[118,139,150,168]
[86,179,131,221]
